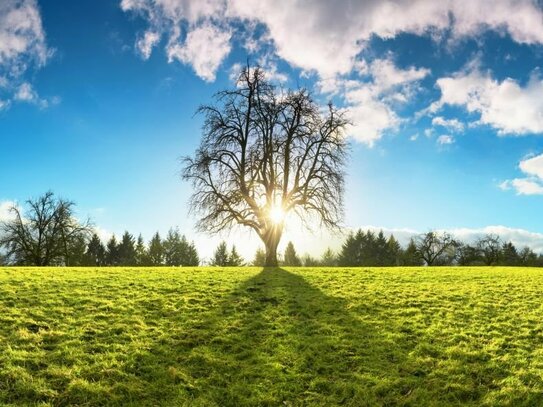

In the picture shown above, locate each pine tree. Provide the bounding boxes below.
[148,232,164,266]
[338,232,360,266]
[118,231,136,266]
[86,233,105,266]
[375,230,388,266]
[283,241,301,266]
[105,235,119,266]
[302,254,319,266]
[135,234,147,266]
[185,241,200,266]
[321,248,337,266]
[228,245,244,266]
[501,242,520,266]
[211,241,229,266]
[386,235,401,266]
[253,247,266,266]
[163,228,183,266]
[402,238,422,266]
[65,232,88,266]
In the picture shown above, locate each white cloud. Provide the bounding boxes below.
[0,200,16,222]
[501,153,543,195]
[519,153,543,179]
[432,116,464,132]
[227,0,543,77]
[167,22,231,81]
[431,66,543,135]
[437,134,454,145]
[0,0,50,107]
[121,0,543,79]
[13,81,49,108]
[320,58,430,145]
[136,31,160,59]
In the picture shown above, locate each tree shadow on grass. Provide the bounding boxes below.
[125,268,420,406]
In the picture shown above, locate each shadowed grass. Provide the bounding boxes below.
[1,267,543,406]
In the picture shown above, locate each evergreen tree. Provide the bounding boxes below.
[501,242,520,266]
[211,241,229,266]
[185,241,200,266]
[500,242,520,266]
[373,230,387,266]
[135,234,147,266]
[86,233,105,266]
[338,231,361,266]
[386,235,402,266]
[228,245,244,266]
[253,247,266,266]
[283,241,301,266]
[402,238,422,266]
[519,246,538,266]
[118,231,136,266]
[148,232,164,266]
[302,254,319,266]
[163,228,183,266]
[105,235,119,266]
[321,248,337,266]
[65,232,88,266]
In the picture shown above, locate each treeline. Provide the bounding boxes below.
[84,230,199,266]
[0,192,199,266]
[276,230,543,267]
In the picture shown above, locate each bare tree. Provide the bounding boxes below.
[476,234,501,266]
[183,67,349,266]
[415,231,459,266]
[0,191,92,266]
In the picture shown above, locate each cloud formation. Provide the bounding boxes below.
[0,0,50,107]
[431,66,543,135]
[120,0,543,143]
[122,0,543,78]
[501,153,543,195]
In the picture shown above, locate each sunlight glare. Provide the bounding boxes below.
[269,205,285,224]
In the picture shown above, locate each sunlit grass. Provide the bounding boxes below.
[1,267,543,406]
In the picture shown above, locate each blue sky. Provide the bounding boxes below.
[2,0,543,260]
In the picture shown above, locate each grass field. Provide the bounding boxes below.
[1,267,543,406]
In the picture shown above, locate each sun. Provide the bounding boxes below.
[268,205,285,224]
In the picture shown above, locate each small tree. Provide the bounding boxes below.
[135,234,148,265]
[183,67,349,267]
[321,248,337,266]
[118,231,137,266]
[148,232,164,266]
[228,245,244,266]
[105,235,120,266]
[476,234,501,266]
[86,233,106,266]
[0,191,92,266]
[283,241,301,266]
[253,247,266,266]
[415,231,458,266]
[501,242,520,266]
[211,241,229,266]
[402,238,422,266]
[184,240,200,266]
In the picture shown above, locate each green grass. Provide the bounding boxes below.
[1,267,543,406]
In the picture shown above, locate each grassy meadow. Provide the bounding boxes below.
[1,267,543,406]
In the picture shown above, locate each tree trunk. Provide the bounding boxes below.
[263,227,282,267]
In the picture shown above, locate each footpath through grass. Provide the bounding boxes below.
[1,267,543,406]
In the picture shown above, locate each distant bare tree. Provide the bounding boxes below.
[476,234,502,266]
[415,231,459,266]
[183,67,349,266]
[0,191,92,266]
